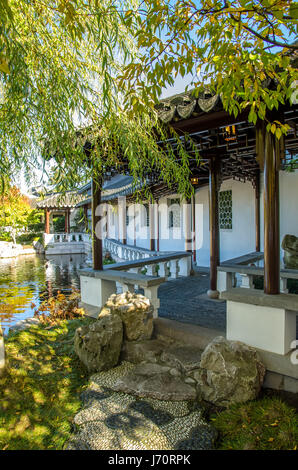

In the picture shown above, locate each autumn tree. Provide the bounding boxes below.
[0,186,37,243]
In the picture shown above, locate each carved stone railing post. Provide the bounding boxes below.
[239,273,255,289]
[158,262,170,279]
[169,259,179,279]
[143,286,160,319]
[280,278,289,294]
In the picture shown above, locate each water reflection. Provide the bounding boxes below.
[0,253,88,334]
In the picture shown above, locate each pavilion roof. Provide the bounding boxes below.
[36,190,85,209]
[76,174,145,207]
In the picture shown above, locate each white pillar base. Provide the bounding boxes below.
[227,300,297,355]
[80,275,116,316]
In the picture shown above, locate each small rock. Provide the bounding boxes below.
[121,338,167,364]
[184,377,196,385]
[160,345,202,373]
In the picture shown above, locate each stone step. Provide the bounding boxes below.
[154,317,223,350]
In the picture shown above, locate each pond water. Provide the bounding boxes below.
[0,254,88,334]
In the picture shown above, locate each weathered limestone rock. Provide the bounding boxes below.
[282,234,298,269]
[110,362,197,401]
[74,312,123,373]
[121,338,168,364]
[196,336,266,407]
[102,292,154,341]
[160,345,202,373]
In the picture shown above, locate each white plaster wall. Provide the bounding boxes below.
[260,169,298,260]
[158,195,185,252]
[194,179,256,267]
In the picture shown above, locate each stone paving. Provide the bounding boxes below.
[66,362,217,450]
[157,268,226,332]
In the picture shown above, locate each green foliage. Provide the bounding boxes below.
[16,232,43,245]
[103,258,116,265]
[212,396,298,450]
[121,0,298,137]
[0,186,37,243]
[52,215,65,233]
[0,317,94,450]
[0,1,297,197]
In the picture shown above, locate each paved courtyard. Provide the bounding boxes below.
[157,268,226,332]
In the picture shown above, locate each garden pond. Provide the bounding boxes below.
[0,253,87,334]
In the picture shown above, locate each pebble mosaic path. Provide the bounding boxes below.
[66,362,217,451]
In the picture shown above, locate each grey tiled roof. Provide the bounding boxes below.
[36,191,85,209]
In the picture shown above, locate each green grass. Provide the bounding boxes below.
[211,397,298,450]
[0,317,94,450]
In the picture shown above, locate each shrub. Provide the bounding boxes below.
[32,290,85,326]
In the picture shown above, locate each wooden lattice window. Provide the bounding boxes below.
[219,190,232,229]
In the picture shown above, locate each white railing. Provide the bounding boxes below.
[80,246,192,317]
[217,264,298,294]
[44,232,91,245]
[103,238,192,280]
[104,238,161,261]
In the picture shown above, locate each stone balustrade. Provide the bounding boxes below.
[217,264,298,294]
[43,232,92,255]
[79,243,192,318]
[104,238,161,261]
[44,232,91,245]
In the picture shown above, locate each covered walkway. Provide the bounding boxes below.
[157,268,226,332]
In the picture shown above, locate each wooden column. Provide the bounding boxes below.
[118,196,127,245]
[208,157,220,298]
[255,171,261,252]
[157,201,160,252]
[92,178,103,271]
[133,205,136,246]
[149,203,155,251]
[45,209,50,234]
[83,205,89,231]
[65,209,70,233]
[263,131,280,294]
[184,198,192,253]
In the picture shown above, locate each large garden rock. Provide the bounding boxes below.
[196,336,266,407]
[101,292,154,341]
[74,312,123,373]
[282,234,298,269]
